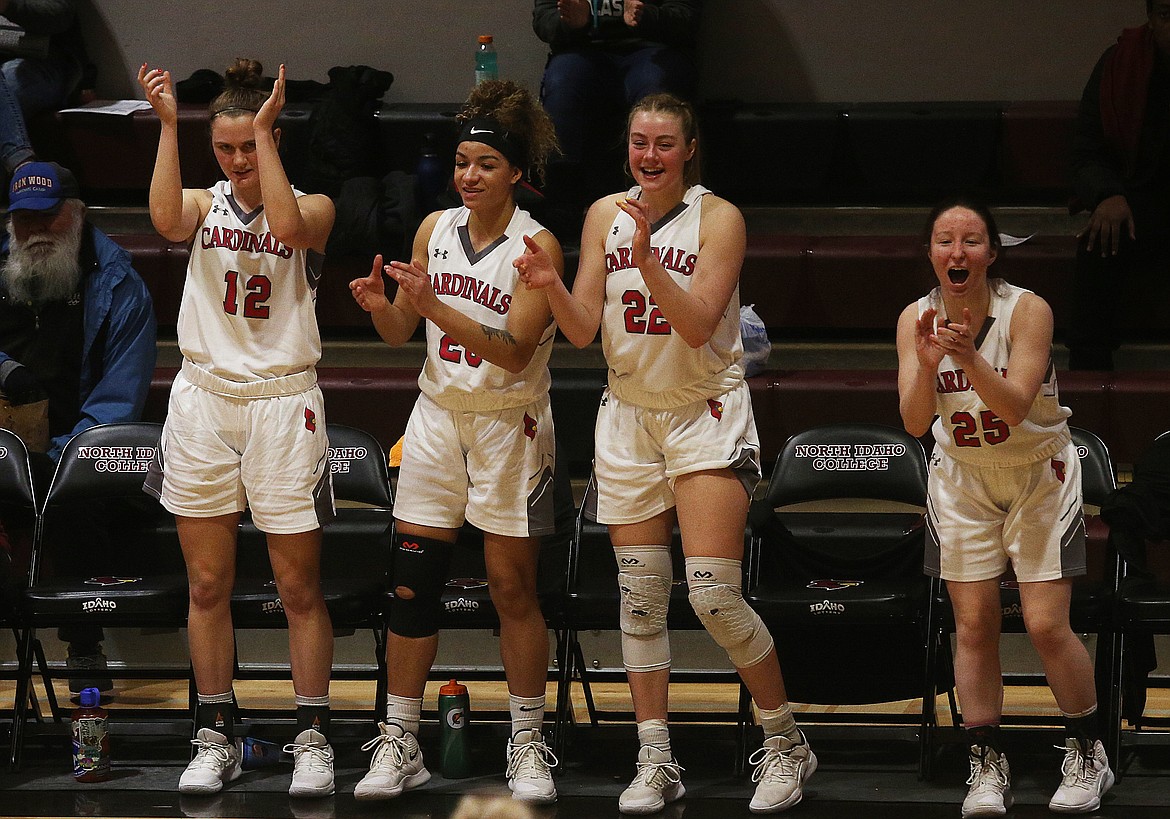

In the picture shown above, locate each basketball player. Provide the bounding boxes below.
[897,198,1114,817]
[138,59,338,798]
[348,79,563,805]
[516,93,814,815]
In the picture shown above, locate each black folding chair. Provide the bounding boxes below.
[554,474,752,767]
[1109,429,1170,760]
[384,446,575,744]
[933,427,1121,761]
[0,429,55,766]
[230,424,393,725]
[12,422,190,767]
[744,423,941,778]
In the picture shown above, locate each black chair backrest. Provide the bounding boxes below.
[1070,426,1116,509]
[766,423,928,509]
[38,422,179,580]
[44,422,163,507]
[0,428,36,509]
[327,425,392,508]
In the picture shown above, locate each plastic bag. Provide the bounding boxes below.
[740,304,771,377]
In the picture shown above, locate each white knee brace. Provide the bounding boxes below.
[686,556,774,669]
[616,545,673,673]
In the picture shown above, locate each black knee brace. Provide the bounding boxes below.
[387,532,453,638]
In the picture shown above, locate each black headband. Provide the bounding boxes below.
[457,117,526,170]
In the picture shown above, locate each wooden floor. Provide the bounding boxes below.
[6,676,1170,727]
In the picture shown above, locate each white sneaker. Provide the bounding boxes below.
[1048,738,1115,814]
[179,728,242,795]
[285,728,335,798]
[748,731,817,814]
[354,723,431,801]
[961,745,1012,818]
[619,745,686,815]
[505,728,558,804]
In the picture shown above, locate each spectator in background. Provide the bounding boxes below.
[533,0,702,228]
[0,0,91,177]
[0,160,157,696]
[1068,0,1170,370]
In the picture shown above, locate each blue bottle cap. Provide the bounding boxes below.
[79,687,100,708]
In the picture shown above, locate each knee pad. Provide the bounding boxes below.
[616,545,673,673]
[686,556,774,669]
[387,532,453,638]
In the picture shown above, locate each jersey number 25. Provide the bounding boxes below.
[950,410,1010,447]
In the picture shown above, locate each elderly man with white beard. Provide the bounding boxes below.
[0,160,156,697]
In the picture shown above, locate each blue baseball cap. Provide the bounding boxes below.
[7,161,81,213]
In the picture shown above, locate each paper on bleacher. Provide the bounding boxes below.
[58,99,153,116]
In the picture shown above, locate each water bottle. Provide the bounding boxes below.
[475,35,498,84]
[438,679,471,778]
[415,132,445,213]
[72,687,111,782]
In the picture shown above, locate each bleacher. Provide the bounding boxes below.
[16,96,1168,474]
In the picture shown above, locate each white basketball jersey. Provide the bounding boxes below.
[602,185,744,409]
[417,205,555,412]
[923,282,1071,466]
[179,181,322,381]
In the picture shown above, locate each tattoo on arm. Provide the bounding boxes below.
[480,324,517,346]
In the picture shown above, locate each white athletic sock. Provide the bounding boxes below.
[636,718,671,753]
[758,702,801,742]
[509,693,546,736]
[385,693,422,737]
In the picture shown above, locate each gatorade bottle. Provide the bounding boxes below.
[475,35,498,84]
[438,679,471,778]
[72,687,111,782]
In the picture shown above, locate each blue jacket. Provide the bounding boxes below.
[0,224,157,461]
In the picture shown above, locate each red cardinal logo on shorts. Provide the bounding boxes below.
[304,407,317,432]
[1051,458,1066,483]
[707,399,723,420]
[523,412,537,440]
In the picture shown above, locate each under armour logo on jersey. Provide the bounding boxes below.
[523,412,537,440]
[1051,458,1066,483]
[304,407,317,432]
[612,225,620,235]
[433,248,449,259]
[707,399,723,420]
[930,453,941,467]
[211,203,230,217]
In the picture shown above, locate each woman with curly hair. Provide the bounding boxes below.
[349,79,563,804]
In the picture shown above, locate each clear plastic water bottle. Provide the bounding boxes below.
[72,687,111,782]
[438,679,471,778]
[475,35,498,84]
